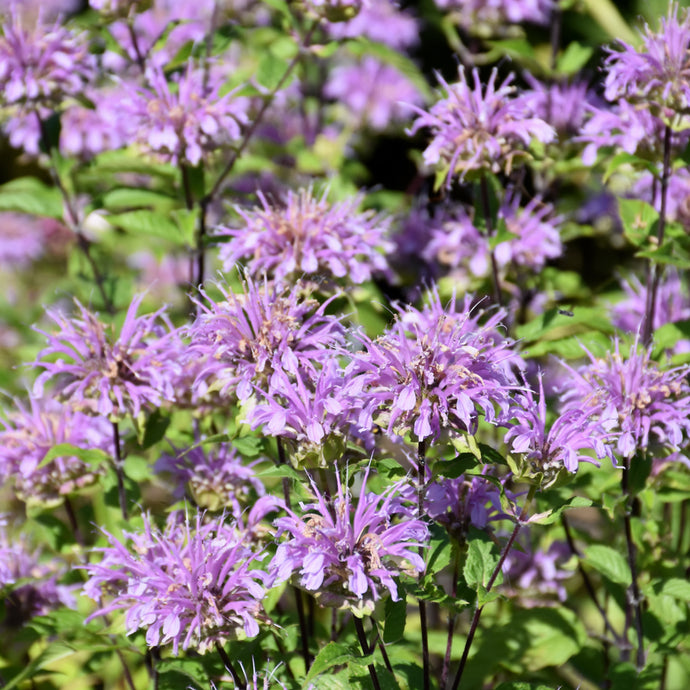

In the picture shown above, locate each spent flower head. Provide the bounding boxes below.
[83,510,269,655]
[218,187,393,286]
[271,467,428,615]
[408,67,555,188]
[33,294,177,421]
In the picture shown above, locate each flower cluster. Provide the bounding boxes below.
[560,338,690,460]
[0,397,109,506]
[33,295,177,420]
[218,188,393,285]
[184,277,345,402]
[1,528,75,629]
[350,291,519,442]
[126,64,248,166]
[408,67,555,187]
[0,9,95,108]
[155,443,266,515]
[83,511,269,655]
[271,468,428,614]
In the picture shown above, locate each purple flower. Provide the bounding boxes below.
[425,472,504,541]
[325,56,425,131]
[0,212,49,267]
[83,511,269,655]
[521,74,594,137]
[503,537,572,603]
[349,290,519,442]
[271,467,428,614]
[0,8,94,109]
[217,188,393,285]
[611,270,690,346]
[604,4,690,116]
[184,277,345,402]
[326,0,419,49]
[246,357,372,468]
[408,68,555,188]
[126,62,248,166]
[1,527,75,628]
[560,338,690,460]
[578,97,690,166]
[0,396,110,506]
[155,443,266,515]
[494,193,563,271]
[434,0,553,29]
[505,374,610,482]
[33,294,177,420]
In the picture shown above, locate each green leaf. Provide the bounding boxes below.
[3,642,77,690]
[636,237,690,269]
[37,443,110,470]
[0,177,64,218]
[123,454,151,482]
[232,435,264,458]
[652,319,690,356]
[383,597,406,644]
[556,41,594,75]
[302,642,359,688]
[479,443,509,466]
[257,53,289,91]
[464,537,499,590]
[661,577,690,601]
[433,453,478,479]
[102,188,177,212]
[617,198,658,247]
[108,209,184,243]
[257,464,303,482]
[139,409,171,450]
[528,496,592,525]
[515,306,613,343]
[584,544,632,586]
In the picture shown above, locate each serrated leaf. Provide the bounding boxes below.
[464,538,499,590]
[383,597,406,644]
[584,544,631,586]
[302,642,359,688]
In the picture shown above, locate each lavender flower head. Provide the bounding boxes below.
[271,468,428,615]
[246,357,372,469]
[503,538,572,603]
[155,443,266,515]
[604,3,690,117]
[560,338,690,461]
[33,294,177,421]
[1,527,75,628]
[0,397,110,506]
[350,291,519,442]
[127,62,249,166]
[434,0,552,31]
[0,8,95,108]
[218,188,393,285]
[408,67,555,188]
[425,471,504,542]
[185,277,345,402]
[505,374,610,485]
[83,511,269,654]
[325,56,425,131]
